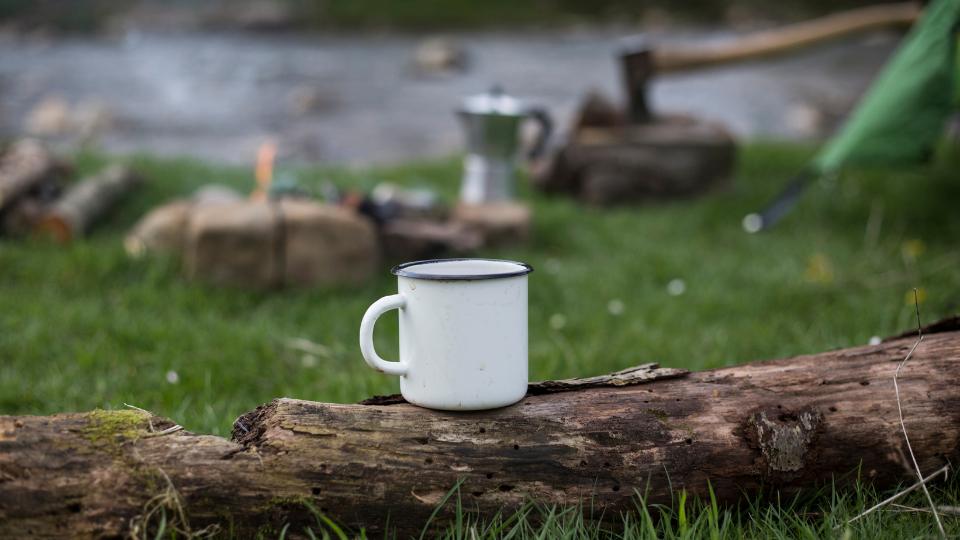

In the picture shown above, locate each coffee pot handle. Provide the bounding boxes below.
[359,294,409,376]
[526,107,553,160]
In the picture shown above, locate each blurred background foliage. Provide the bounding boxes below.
[0,0,914,33]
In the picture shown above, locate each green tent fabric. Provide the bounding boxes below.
[812,0,960,172]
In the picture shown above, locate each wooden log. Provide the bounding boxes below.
[36,164,141,243]
[0,139,69,224]
[534,117,736,205]
[0,139,55,211]
[380,217,483,260]
[1,320,959,537]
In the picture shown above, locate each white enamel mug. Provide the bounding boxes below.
[359,258,533,411]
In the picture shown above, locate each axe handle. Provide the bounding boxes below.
[653,2,920,73]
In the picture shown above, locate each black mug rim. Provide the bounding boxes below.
[391,258,534,281]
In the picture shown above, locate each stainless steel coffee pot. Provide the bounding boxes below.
[458,87,552,204]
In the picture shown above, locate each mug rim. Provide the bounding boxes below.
[391,258,534,281]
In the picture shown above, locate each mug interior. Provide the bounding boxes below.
[392,258,533,281]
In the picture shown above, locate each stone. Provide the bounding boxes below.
[452,202,531,247]
[204,0,295,30]
[192,184,243,207]
[280,200,378,287]
[784,101,824,138]
[288,86,338,116]
[72,100,114,139]
[184,201,281,288]
[23,96,114,139]
[23,96,71,136]
[126,185,242,259]
[412,37,469,74]
[124,200,192,259]
[139,197,377,288]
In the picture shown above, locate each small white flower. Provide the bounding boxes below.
[549,313,567,330]
[301,354,317,368]
[742,213,763,234]
[165,370,179,384]
[607,299,625,316]
[868,336,882,346]
[667,279,686,296]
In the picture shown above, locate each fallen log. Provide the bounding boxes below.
[0,139,70,235]
[36,164,141,242]
[0,139,62,211]
[1,319,959,537]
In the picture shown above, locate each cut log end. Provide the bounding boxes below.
[36,164,141,242]
[35,214,73,243]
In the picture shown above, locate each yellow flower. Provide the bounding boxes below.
[804,253,834,284]
[905,288,927,306]
[901,239,926,261]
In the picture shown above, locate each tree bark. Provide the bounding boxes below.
[1,320,959,537]
[36,164,141,242]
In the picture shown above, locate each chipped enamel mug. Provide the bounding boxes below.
[359,258,532,411]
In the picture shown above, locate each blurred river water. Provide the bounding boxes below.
[0,28,899,165]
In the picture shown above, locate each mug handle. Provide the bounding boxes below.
[359,294,408,376]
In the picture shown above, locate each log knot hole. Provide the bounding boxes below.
[749,407,824,474]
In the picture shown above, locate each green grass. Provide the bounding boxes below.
[1,143,959,537]
[424,477,960,539]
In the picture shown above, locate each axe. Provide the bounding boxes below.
[619,3,919,231]
[619,2,919,124]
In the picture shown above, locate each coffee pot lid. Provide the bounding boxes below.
[460,85,527,116]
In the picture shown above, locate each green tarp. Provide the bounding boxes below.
[812,0,960,172]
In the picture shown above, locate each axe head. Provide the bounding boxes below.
[618,37,656,124]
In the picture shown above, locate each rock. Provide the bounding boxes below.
[288,86,337,116]
[412,37,469,74]
[204,0,295,30]
[23,96,114,139]
[72,100,114,139]
[23,96,71,136]
[452,202,531,247]
[151,197,377,288]
[192,184,243,207]
[184,201,281,288]
[126,185,242,258]
[784,101,824,138]
[124,200,192,259]
[280,200,378,287]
